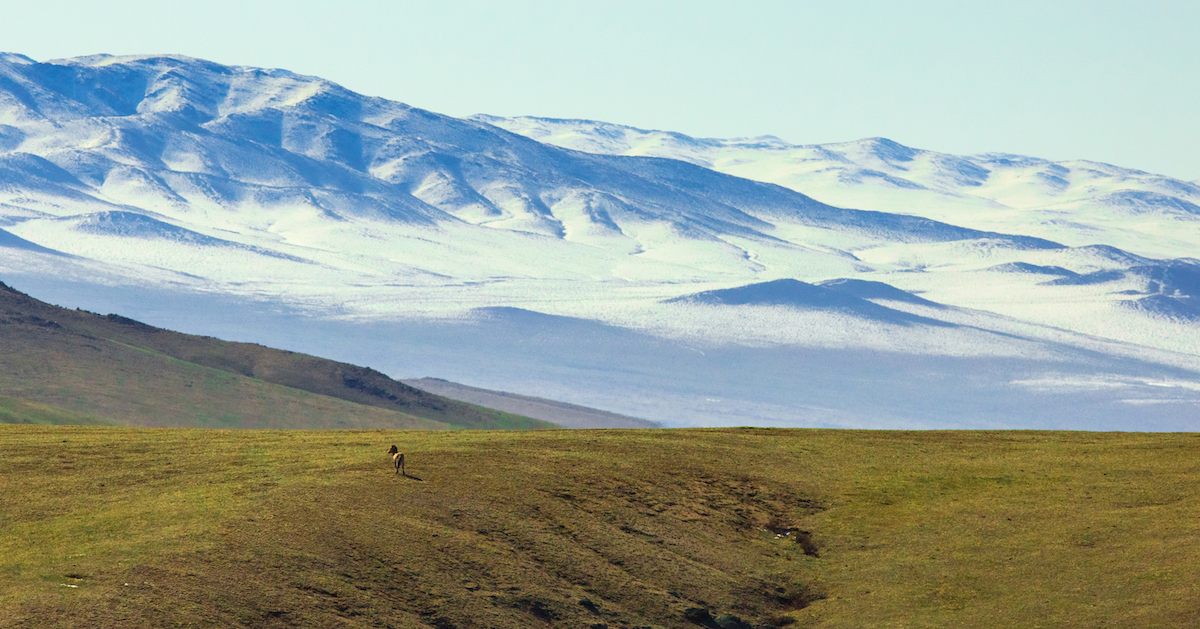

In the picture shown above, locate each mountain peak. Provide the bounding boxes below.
[0,52,36,65]
[46,52,225,69]
[832,136,921,162]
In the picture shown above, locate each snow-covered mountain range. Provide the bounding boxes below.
[474,115,1200,261]
[2,53,1198,429]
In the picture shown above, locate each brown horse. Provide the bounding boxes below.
[388,445,405,476]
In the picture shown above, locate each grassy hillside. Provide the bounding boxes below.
[0,394,115,426]
[0,281,551,430]
[2,426,1197,628]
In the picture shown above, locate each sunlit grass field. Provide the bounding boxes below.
[2,425,1198,628]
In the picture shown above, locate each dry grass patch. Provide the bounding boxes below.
[2,427,1198,628]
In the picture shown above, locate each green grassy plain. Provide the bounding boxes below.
[2,425,1198,628]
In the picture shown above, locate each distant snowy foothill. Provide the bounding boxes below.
[1,53,1198,430]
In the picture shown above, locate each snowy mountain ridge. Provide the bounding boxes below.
[1,53,1199,429]
[473,115,1200,260]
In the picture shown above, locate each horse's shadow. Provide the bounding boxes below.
[401,473,424,481]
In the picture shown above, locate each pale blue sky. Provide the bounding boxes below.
[4,0,1198,180]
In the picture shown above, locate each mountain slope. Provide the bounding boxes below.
[0,280,551,429]
[0,52,1072,298]
[1,53,1199,429]
[474,115,1200,260]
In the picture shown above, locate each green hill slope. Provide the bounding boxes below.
[0,281,551,430]
[3,426,1198,628]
